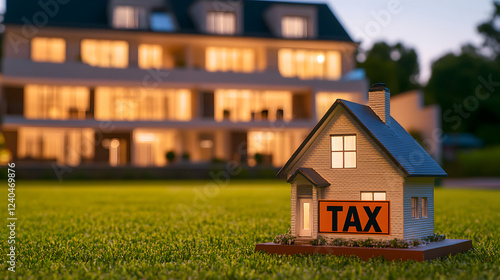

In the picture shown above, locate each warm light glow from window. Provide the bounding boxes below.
[361,192,386,200]
[282,16,308,38]
[18,127,94,166]
[421,197,428,218]
[331,135,356,168]
[133,130,176,166]
[207,11,235,34]
[31,37,66,63]
[206,47,255,73]
[139,44,163,69]
[248,131,294,167]
[24,85,90,120]
[315,92,354,120]
[95,87,191,121]
[214,90,292,122]
[81,39,129,68]
[279,49,341,80]
[113,6,142,29]
[303,202,310,230]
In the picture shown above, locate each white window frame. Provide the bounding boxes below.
[421,197,428,218]
[360,192,386,201]
[411,197,419,218]
[331,135,356,169]
[206,11,236,35]
[282,16,308,38]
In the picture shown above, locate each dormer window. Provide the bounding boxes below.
[206,11,235,34]
[113,6,144,29]
[282,16,308,38]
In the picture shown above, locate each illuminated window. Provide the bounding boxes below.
[214,90,292,122]
[113,6,143,29]
[299,198,312,236]
[31,37,66,63]
[247,131,295,167]
[206,47,255,73]
[24,85,90,120]
[421,197,428,218]
[139,44,163,69]
[207,11,235,34]
[278,49,341,80]
[282,16,308,38]
[331,135,356,169]
[411,197,419,218]
[18,128,94,166]
[133,130,177,166]
[81,39,129,68]
[95,87,191,121]
[361,192,386,201]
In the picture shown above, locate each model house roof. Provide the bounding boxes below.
[286,168,330,187]
[277,99,448,179]
[4,0,353,42]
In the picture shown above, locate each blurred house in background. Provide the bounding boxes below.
[0,0,440,170]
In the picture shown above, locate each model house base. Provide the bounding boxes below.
[255,239,473,261]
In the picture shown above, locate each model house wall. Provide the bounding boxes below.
[279,84,446,241]
[289,106,406,240]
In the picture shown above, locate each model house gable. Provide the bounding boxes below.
[284,103,404,183]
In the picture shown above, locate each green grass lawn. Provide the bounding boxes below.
[1,180,499,279]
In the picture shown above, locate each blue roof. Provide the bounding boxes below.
[277,99,447,178]
[4,0,353,42]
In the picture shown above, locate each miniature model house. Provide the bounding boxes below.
[277,83,447,241]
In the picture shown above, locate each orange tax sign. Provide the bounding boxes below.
[319,200,390,235]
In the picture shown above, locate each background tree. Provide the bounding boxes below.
[357,41,420,95]
[477,1,500,60]
[424,1,500,146]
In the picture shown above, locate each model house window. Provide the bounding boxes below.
[206,47,255,73]
[411,197,419,218]
[331,135,356,168]
[24,85,90,120]
[206,11,235,34]
[31,37,66,63]
[139,44,163,69]
[421,197,428,218]
[282,16,308,38]
[361,192,386,201]
[81,40,129,68]
[94,87,191,121]
[278,49,341,80]
[113,6,143,29]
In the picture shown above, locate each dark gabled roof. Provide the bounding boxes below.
[277,99,447,179]
[4,0,353,42]
[287,168,330,187]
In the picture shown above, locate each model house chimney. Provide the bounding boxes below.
[369,83,390,125]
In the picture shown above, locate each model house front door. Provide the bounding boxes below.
[298,198,313,237]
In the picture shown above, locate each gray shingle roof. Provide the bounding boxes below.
[287,168,330,187]
[277,99,447,179]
